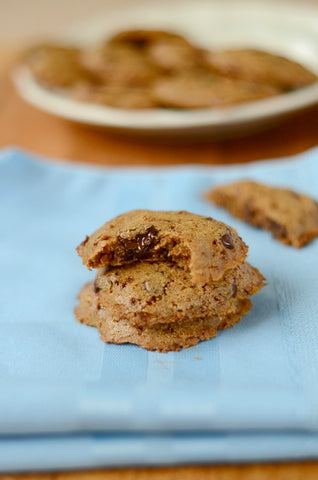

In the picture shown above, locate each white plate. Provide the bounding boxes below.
[12,0,318,138]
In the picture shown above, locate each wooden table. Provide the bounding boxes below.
[1,49,318,480]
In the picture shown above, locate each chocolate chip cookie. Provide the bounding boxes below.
[80,41,160,88]
[76,281,252,352]
[204,48,317,90]
[151,72,280,109]
[77,209,248,283]
[94,261,265,326]
[26,44,99,88]
[73,82,156,109]
[206,180,318,248]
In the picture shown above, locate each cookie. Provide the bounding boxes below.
[75,282,252,352]
[73,82,156,109]
[80,43,158,87]
[146,39,204,73]
[151,72,280,109]
[94,261,265,326]
[107,29,189,48]
[206,181,318,248]
[76,210,248,283]
[74,281,99,327]
[26,44,99,88]
[204,49,317,90]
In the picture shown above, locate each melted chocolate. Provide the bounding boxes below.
[221,231,234,249]
[119,226,158,260]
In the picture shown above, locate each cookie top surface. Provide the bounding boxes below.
[76,281,252,352]
[204,48,317,90]
[80,43,158,87]
[206,180,318,248]
[77,209,249,283]
[94,260,264,326]
[108,29,188,47]
[73,82,156,109]
[26,44,98,88]
[151,72,280,109]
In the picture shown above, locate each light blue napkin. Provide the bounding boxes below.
[1,147,318,471]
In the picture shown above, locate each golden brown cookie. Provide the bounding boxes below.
[74,282,99,327]
[206,181,318,248]
[151,72,280,109]
[26,44,99,88]
[94,261,265,326]
[80,43,159,87]
[108,29,189,48]
[75,282,252,352]
[76,210,248,283]
[73,82,156,109]
[146,39,204,73]
[204,48,317,90]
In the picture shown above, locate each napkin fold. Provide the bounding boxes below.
[1,148,318,471]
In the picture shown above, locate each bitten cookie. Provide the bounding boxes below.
[76,209,248,283]
[206,180,318,248]
[94,261,265,326]
[204,48,317,90]
[75,282,252,352]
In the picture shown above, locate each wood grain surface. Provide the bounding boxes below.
[1,48,318,480]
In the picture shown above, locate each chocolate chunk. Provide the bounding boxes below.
[232,283,237,298]
[93,281,100,294]
[119,226,158,260]
[265,218,288,239]
[221,231,234,249]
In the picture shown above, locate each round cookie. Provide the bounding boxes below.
[73,82,156,109]
[75,282,252,352]
[94,261,265,326]
[151,72,280,109]
[76,209,249,284]
[26,44,99,88]
[80,43,159,87]
[146,39,204,73]
[204,48,317,90]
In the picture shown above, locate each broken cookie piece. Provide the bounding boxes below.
[76,209,248,284]
[206,180,318,248]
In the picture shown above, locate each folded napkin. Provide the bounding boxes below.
[1,148,318,471]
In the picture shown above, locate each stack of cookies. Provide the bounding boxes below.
[75,210,265,352]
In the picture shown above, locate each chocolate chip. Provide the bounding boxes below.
[221,231,234,249]
[93,281,100,294]
[265,218,288,240]
[205,216,213,221]
[232,284,237,298]
[119,226,158,260]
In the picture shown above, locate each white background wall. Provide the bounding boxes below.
[1,0,317,43]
